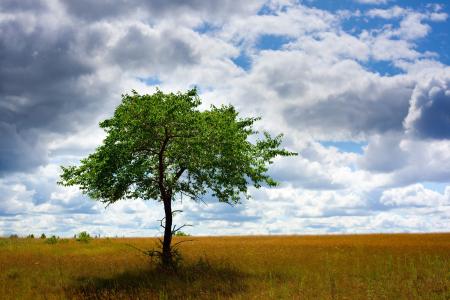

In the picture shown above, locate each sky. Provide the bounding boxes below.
[1,0,449,237]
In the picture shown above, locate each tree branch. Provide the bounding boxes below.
[172,224,192,234]
[172,239,194,249]
[174,167,186,182]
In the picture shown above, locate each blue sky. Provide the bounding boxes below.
[0,0,449,237]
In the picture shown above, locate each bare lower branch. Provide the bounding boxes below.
[172,239,194,249]
[172,224,193,234]
[158,217,166,229]
[174,167,186,182]
[124,243,159,257]
[172,209,183,216]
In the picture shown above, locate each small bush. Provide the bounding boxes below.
[9,234,19,239]
[40,233,46,239]
[174,231,190,237]
[27,234,35,239]
[76,231,91,243]
[46,235,59,244]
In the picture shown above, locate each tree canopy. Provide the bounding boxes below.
[59,88,296,267]
[60,88,295,205]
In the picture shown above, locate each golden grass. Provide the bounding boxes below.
[0,233,449,299]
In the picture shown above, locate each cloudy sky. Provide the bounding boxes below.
[1,0,449,237]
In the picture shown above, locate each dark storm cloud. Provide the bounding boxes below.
[0,123,47,173]
[0,0,261,175]
[61,0,262,22]
[110,26,199,72]
[60,0,132,21]
[283,83,412,137]
[406,77,450,139]
[0,7,100,173]
[0,0,47,12]
[0,0,262,175]
[0,24,93,130]
[415,91,450,139]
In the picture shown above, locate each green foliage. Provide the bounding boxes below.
[9,234,18,239]
[27,234,35,239]
[76,231,91,243]
[59,88,296,205]
[45,235,58,244]
[174,231,190,237]
[40,233,46,239]
[58,88,296,268]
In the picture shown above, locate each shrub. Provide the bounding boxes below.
[174,231,190,237]
[76,231,91,243]
[40,233,46,239]
[45,236,58,244]
[9,234,19,239]
[27,234,35,239]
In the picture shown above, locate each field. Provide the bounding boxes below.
[0,234,449,299]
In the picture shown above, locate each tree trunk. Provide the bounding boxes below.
[162,197,173,267]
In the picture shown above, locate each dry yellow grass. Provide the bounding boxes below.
[0,233,449,299]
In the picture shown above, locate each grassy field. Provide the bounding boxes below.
[0,233,448,299]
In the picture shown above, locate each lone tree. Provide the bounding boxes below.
[59,89,296,267]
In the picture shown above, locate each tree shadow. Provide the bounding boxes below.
[66,258,249,299]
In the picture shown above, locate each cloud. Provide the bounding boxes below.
[0,3,118,173]
[404,73,450,139]
[283,71,413,139]
[1,0,450,236]
[0,122,48,173]
[380,184,450,207]
[0,181,35,216]
[109,25,200,74]
[0,0,47,12]
[60,0,263,26]
[356,131,450,186]
[361,6,447,64]
[354,0,389,5]
[367,6,406,19]
[358,132,408,173]
[390,138,450,185]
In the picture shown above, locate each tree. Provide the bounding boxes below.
[59,88,296,267]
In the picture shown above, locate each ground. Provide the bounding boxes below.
[0,233,449,299]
